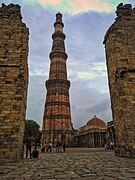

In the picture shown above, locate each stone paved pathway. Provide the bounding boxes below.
[0,148,135,179]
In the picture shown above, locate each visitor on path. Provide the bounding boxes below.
[40,143,42,149]
[48,142,52,152]
[104,140,109,150]
[104,143,107,150]
[110,141,114,149]
[41,145,45,152]
[45,142,49,152]
[32,146,39,158]
[56,141,59,152]
[24,143,27,155]
[59,141,62,152]
[63,142,66,152]
[26,136,32,159]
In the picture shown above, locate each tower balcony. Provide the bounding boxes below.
[49,51,68,60]
[54,21,64,28]
[46,79,70,89]
[52,31,66,40]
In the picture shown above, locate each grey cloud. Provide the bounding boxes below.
[26,75,112,129]
[65,12,115,65]
[26,75,47,127]
[86,97,111,114]
[70,79,112,128]
[3,2,114,128]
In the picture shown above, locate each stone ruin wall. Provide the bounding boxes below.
[0,3,29,162]
[104,3,135,157]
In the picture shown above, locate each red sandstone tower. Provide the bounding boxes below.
[42,13,72,146]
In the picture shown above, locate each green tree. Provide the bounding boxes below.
[24,119,41,144]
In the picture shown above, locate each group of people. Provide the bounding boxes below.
[24,137,66,159]
[41,142,52,152]
[24,137,39,159]
[104,140,114,150]
[56,141,65,152]
[41,141,66,153]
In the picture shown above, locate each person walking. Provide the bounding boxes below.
[48,142,52,152]
[110,141,114,149]
[63,142,66,152]
[56,141,59,153]
[26,136,32,159]
[59,141,62,152]
[45,142,49,152]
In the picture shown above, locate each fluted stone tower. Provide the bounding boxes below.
[104,3,135,158]
[42,13,72,146]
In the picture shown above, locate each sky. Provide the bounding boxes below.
[1,0,135,129]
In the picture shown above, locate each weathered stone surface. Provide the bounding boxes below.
[104,3,135,158]
[0,148,135,179]
[0,3,29,162]
[42,13,73,146]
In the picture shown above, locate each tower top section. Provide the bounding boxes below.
[54,12,64,29]
[56,12,62,17]
[50,12,67,60]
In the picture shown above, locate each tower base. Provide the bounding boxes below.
[42,130,73,147]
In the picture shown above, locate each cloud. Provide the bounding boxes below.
[2,0,115,129]
[26,75,47,127]
[70,0,111,13]
[39,0,61,6]
[86,98,111,114]
[22,7,113,129]
[77,72,96,79]
[22,0,135,14]
[76,62,106,80]
[26,75,112,129]
[70,80,112,128]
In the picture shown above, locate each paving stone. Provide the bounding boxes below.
[0,148,135,179]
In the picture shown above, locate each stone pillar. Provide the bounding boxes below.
[92,131,95,147]
[99,132,102,147]
[0,3,29,162]
[104,3,135,158]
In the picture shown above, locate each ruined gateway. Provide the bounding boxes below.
[104,3,135,158]
[0,3,29,162]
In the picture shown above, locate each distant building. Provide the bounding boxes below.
[74,115,107,147]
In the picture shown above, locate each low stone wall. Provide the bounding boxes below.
[0,3,29,162]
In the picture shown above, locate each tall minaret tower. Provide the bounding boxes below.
[42,13,73,146]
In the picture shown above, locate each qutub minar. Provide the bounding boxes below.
[42,12,73,146]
